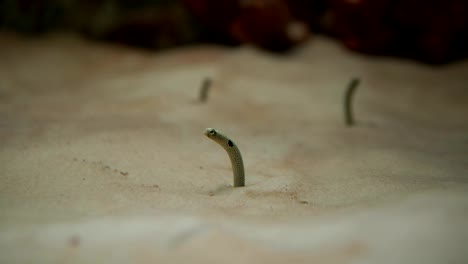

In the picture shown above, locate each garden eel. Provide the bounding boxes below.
[344,77,360,126]
[204,128,245,187]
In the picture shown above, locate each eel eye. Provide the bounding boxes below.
[204,128,217,137]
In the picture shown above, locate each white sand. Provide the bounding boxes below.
[1,32,467,263]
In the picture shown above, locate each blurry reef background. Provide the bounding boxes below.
[1,0,468,64]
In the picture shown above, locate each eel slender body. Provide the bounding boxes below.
[199,78,212,103]
[344,78,360,126]
[204,128,245,187]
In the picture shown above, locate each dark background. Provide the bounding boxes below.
[1,0,468,64]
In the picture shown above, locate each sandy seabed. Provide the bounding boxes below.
[0,32,467,263]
